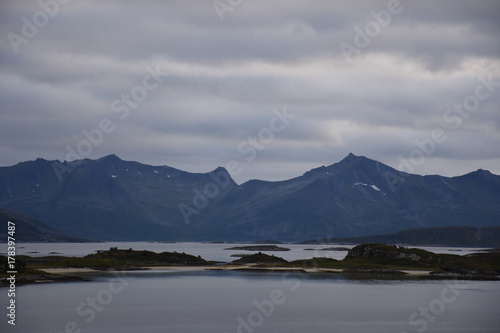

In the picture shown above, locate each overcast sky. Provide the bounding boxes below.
[1,0,499,184]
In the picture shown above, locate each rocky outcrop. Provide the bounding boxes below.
[346,244,427,262]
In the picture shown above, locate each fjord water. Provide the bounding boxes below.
[11,242,490,262]
[2,243,499,332]
[2,270,500,333]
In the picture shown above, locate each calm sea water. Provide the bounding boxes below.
[1,270,499,333]
[6,241,491,262]
[1,243,498,332]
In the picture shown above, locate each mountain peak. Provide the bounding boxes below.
[93,154,123,166]
[99,154,122,161]
[303,153,370,178]
[475,169,492,175]
[1,154,499,241]
[335,153,359,162]
[334,153,372,168]
[212,166,229,173]
[341,152,367,162]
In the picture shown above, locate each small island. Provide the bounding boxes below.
[220,244,500,280]
[2,243,500,285]
[223,245,291,251]
[303,247,350,251]
[0,248,213,284]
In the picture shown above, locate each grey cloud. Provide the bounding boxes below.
[0,0,499,182]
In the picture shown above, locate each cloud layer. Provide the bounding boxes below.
[1,0,499,183]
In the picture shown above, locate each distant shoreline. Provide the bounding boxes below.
[3,243,499,285]
[36,265,435,278]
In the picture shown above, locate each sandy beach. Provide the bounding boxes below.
[39,268,100,274]
[38,266,432,276]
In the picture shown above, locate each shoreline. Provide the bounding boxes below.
[38,265,433,277]
[8,243,498,283]
[39,267,100,274]
[5,266,497,285]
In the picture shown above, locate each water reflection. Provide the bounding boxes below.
[1,269,499,333]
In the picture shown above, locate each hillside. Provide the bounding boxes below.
[194,154,500,241]
[301,226,500,247]
[0,208,89,242]
[0,155,236,240]
[0,154,499,242]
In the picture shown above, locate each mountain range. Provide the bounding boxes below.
[301,226,500,247]
[0,153,499,242]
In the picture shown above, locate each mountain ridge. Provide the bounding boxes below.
[0,207,90,242]
[300,226,500,247]
[0,154,499,241]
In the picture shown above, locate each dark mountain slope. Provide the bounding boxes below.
[0,207,89,242]
[301,226,500,247]
[196,154,500,241]
[0,153,499,242]
[0,155,236,240]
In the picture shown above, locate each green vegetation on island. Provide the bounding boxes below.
[0,255,83,284]
[0,248,212,284]
[230,252,289,265]
[2,244,500,285]
[228,244,500,279]
[26,247,210,270]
